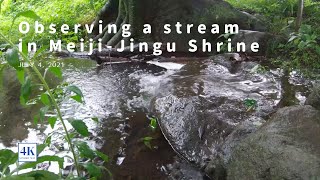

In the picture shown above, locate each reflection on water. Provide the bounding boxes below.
[0,58,184,179]
[0,68,31,147]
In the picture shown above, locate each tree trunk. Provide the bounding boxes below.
[93,0,265,52]
[296,0,304,32]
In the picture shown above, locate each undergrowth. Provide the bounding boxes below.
[226,0,320,78]
[0,0,106,45]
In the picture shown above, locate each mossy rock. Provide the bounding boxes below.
[227,106,320,180]
[305,84,320,110]
[95,0,267,51]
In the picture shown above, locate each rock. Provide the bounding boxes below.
[239,11,267,32]
[227,105,320,180]
[152,56,282,170]
[204,117,266,179]
[204,157,226,180]
[305,84,320,110]
[167,157,207,180]
[151,0,268,52]
[231,30,274,56]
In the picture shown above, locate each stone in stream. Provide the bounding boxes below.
[305,83,320,110]
[151,55,282,174]
[231,30,276,56]
[226,105,320,180]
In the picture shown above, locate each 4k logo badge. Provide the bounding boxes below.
[18,143,37,162]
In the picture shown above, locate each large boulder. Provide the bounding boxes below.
[95,0,267,52]
[227,105,320,180]
[231,30,274,56]
[152,55,282,169]
[152,0,267,51]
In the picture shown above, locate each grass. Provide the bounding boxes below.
[0,0,106,44]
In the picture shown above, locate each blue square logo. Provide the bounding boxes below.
[18,143,37,162]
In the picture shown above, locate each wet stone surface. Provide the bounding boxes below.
[152,57,283,169]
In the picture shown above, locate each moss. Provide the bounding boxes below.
[200,2,238,23]
[192,1,253,31]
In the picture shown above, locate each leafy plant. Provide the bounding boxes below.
[149,117,157,131]
[141,137,154,149]
[216,33,235,53]
[274,24,320,77]
[244,98,258,112]
[0,10,110,179]
[226,0,320,78]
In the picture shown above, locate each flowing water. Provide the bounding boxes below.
[0,57,311,179]
[0,58,207,179]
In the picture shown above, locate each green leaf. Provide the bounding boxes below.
[71,120,89,137]
[0,149,18,167]
[39,106,49,122]
[149,117,157,130]
[45,135,52,145]
[142,137,154,149]
[0,164,10,176]
[6,48,22,70]
[66,85,83,97]
[37,144,47,156]
[143,137,153,141]
[15,156,64,172]
[83,163,102,178]
[2,175,33,180]
[76,142,95,160]
[48,117,57,129]
[7,170,59,180]
[20,77,32,103]
[244,99,257,107]
[11,10,41,30]
[21,39,28,56]
[16,69,25,84]
[67,132,77,139]
[14,10,41,21]
[144,141,152,149]
[91,117,99,123]
[48,67,62,79]
[66,85,83,103]
[71,95,82,103]
[33,115,39,125]
[89,0,95,10]
[95,151,109,162]
[40,93,51,106]
[32,45,48,59]
[244,98,257,111]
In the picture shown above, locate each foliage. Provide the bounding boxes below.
[273,24,320,76]
[149,117,157,131]
[140,117,159,149]
[0,0,106,45]
[244,98,257,112]
[0,10,110,179]
[226,0,320,78]
[141,137,154,149]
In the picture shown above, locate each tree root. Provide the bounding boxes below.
[93,0,119,35]
[95,0,143,48]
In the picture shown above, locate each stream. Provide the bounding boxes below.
[0,56,311,179]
